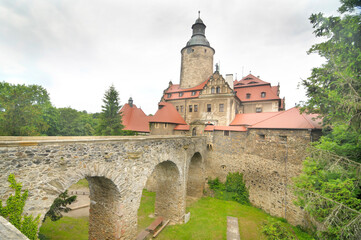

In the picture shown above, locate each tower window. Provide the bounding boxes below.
[261,92,266,98]
[189,105,193,112]
[191,91,196,96]
[216,87,220,94]
[211,87,215,94]
[246,93,251,99]
[207,104,212,112]
[194,105,198,112]
[219,104,224,112]
[179,92,183,97]
[167,93,172,98]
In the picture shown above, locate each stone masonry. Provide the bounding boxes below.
[0,136,207,240]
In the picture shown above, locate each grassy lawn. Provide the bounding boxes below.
[39,189,313,240]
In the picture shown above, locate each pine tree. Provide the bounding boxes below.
[96,85,124,135]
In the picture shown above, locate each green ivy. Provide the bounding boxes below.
[0,174,40,240]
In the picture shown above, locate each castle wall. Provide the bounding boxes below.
[180,46,214,89]
[149,123,177,135]
[206,129,319,226]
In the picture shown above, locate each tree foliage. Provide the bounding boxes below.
[44,190,76,222]
[0,174,40,240]
[301,0,361,130]
[96,85,124,135]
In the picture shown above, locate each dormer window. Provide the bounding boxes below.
[216,87,220,94]
[246,93,251,99]
[179,92,183,97]
[261,92,266,98]
[191,91,196,96]
[167,93,172,98]
[211,87,215,94]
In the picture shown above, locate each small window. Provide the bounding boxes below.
[155,123,159,128]
[224,130,230,136]
[246,93,251,99]
[164,123,168,128]
[211,87,215,94]
[191,91,196,96]
[194,105,198,112]
[216,87,220,94]
[179,92,183,97]
[207,104,211,112]
[261,92,266,98]
[219,104,224,112]
[256,107,262,113]
[279,135,287,143]
[180,106,183,112]
[258,134,265,140]
[167,93,172,98]
[189,105,193,112]
[176,106,179,112]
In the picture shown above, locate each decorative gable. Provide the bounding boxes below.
[201,72,234,96]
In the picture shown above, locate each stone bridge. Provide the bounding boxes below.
[0,136,207,239]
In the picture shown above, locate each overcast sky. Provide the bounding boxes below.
[0,0,341,115]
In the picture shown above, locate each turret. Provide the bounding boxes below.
[180,12,215,89]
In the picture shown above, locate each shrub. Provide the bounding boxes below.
[262,217,296,240]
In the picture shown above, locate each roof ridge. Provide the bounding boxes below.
[299,109,317,129]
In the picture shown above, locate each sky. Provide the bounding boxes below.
[0,0,341,115]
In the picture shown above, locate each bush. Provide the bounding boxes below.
[262,217,296,240]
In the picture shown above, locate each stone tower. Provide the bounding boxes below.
[180,13,215,89]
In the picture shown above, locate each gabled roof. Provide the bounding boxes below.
[119,104,150,133]
[234,74,269,87]
[149,102,187,125]
[163,78,209,100]
[249,107,322,130]
[235,84,281,102]
[230,112,280,126]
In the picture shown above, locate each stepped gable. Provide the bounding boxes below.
[230,112,280,126]
[249,107,322,129]
[234,74,281,102]
[149,102,187,125]
[163,78,209,101]
[119,102,150,133]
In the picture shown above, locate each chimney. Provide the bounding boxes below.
[128,97,133,107]
[225,74,234,89]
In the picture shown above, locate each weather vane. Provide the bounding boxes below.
[198,11,200,18]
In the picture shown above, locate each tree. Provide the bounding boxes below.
[56,108,97,136]
[43,190,76,222]
[0,174,40,240]
[96,85,124,135]
[0,82,52,136]
[301,1,361,130]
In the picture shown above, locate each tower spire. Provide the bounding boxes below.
[198,10,200,19]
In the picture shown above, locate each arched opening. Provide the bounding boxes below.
[39,176,123,240]
[192,127,197,136]
[187,152,204,198]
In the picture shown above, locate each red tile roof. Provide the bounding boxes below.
[250,107,322,129]
[163,78,209,100]
[204,125,247,132]
[234,74,269,87]
[119,104,150,133]
[149,102,187,125]
[230,112,280,126]
[235,84,281,102]
[174,124,190,131]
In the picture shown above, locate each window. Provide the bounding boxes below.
[216,87,220,94]
[211,87,215,94]
[154,123,159,128]
[180,106,183,112]
[261,92,266,98]
[176,106,179,112]
[256,107,262,113]
[219,104,224,112]
[179,92,183,97]
[164,123,168,128]
[194,105,198,112]
[246,93,251,99]
[191,91,196,96]
[167,93,172,98]
[207,104,211,112]
[224,131,230,136]
[279,135,287,143]
[258,134,265,140]
[189,105,193,112]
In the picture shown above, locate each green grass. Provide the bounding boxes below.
[39,189,313,240]
[38,216,88,240]
[68,179,88,190]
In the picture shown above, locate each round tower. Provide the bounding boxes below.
[180,13,215,89]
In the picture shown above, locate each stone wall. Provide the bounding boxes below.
[206,129,320,225]
[0,136,207,239]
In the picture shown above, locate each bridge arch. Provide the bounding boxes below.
[187,152,205,198]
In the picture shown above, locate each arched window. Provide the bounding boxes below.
[216,87,220,93]
[211,87,215,94]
